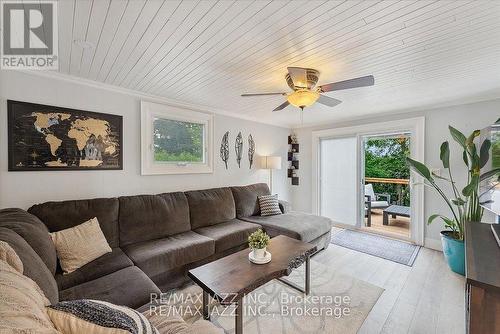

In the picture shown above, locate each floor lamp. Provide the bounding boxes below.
[261,156,282,194]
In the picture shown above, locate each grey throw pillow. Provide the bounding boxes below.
[47,299,158,334]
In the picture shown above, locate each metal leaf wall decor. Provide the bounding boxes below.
[235,132,243,168]
[248,134,255,169]
[220,131,229,169]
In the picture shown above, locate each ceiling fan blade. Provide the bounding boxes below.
[273,101,290,112]
[317,95,342,107]
[241,92,286,97]
[320,75,374,92]
[287,67,308,88]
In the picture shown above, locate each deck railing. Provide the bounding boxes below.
[365,177,410,205]
[365,177,409,185]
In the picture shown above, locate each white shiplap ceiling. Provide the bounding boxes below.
[54,0,500,127]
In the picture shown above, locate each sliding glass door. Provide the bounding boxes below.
[313,118,424,244]
[320,136,360,227]
[318,132,413,240]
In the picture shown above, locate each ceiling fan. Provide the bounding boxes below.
[241,67,374,111]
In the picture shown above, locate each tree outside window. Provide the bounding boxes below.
[153,118,204,163]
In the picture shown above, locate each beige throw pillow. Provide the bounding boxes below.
[0,240,23,273]
[0,259,61,333]
[50,218,112,274]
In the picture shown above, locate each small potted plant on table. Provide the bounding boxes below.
[248,229,270,259]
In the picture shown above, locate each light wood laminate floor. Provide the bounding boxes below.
[313,242,465,334]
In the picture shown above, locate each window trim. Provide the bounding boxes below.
[141,101,214,175]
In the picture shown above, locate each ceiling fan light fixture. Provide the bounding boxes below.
[287,89,319,109]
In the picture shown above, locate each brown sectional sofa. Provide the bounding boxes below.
[0,183,332,311]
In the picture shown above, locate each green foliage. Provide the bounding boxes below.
[365,137,410,206]
[440,142,450,169]
[406,157,431,180]
[153,119,203,162]
[154,151,202,162]
[248,229,270,249]
[492,130,500,168]
[449,125,467,148]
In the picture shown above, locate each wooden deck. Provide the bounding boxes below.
[363,209,410,240]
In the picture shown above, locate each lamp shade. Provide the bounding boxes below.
[261,156,282,170]
[287,89,319,108]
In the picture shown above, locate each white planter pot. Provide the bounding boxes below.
[253,247,267,259]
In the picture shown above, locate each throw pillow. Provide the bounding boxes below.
[0,259,60,334]
[258,194,282,216]
[47,299,158,334]
[0,240,23,273]
[50,217,112,274]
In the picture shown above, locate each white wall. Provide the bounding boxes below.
[291,98,500,249]
[0,71,290,209]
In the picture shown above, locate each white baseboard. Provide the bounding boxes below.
[424,238,442,251]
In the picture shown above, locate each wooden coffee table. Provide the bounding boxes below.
[188,235,317,334]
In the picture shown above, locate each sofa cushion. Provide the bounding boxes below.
[59,266,160,309]
[231,183,271,218]
[119,193,191,246]
[0,208,57,274]
[123,231,215,279]
[308,229,332,251]
[194,219,261,253]
[370,200,389,208]
[28,197,120,248]
[185,187,236,229]
[55,248,133,291]
[240,212,332,243]
[0,227,59,304]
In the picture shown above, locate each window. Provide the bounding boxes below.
[141,101,213,175]
[153,118,204,163]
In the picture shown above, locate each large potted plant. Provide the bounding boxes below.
[407,122,500,275]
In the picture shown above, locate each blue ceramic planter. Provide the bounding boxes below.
[440,231,465,276]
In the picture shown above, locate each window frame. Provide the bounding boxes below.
[141,101,214,175]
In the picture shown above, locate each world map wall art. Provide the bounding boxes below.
[8,100,123,171]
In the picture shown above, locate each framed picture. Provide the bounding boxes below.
[7,100,123,171]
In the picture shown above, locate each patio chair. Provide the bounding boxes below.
[364,184,391,212]
[364,195,372,227]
